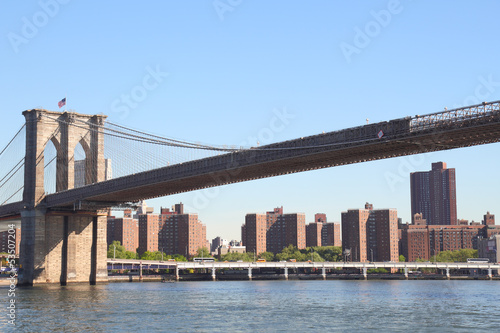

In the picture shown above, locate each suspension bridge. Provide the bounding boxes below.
[0,101,499,286]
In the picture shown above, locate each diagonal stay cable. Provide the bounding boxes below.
[0,123,25,158]
[106,120,222,150]
[41,114,237,151]
[66,113,237,151]
[1,186,24,206]
[0,158,25,188]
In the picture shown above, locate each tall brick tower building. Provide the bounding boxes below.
[410,162,457,225]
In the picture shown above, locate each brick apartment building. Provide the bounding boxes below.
[0,227,21,256]
[306,222,323,247]
[138,203,207,258]
[242,207,307,255]
[478,235,500,263]
[107,209,139,253]
[401,224,486,261]
[210,236,229,253]
[341,203,399,262]
[158,213,206,258]
[483,212,495,226]
[306,213,341,247]
[410,162,457,225]
[322,222,341,247]
[266,206,283,229]
[314,213,326,223]
[242,213,267,254]
[138,213,160,254]
[267,213,306,254]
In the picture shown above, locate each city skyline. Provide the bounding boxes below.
[1,2,499,241]
[132,172,496,243]
[133,158,495,241]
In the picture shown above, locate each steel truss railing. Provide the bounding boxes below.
[410,100,500,131]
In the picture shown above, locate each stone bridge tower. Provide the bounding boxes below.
[19,109,108,286]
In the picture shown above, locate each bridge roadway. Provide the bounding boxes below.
[108,258,500,272]
[1,100,500,217]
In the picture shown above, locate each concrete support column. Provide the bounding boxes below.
[248,267,252,281]
[139,262,143,281]
[175,266,179,281]
[56,116,71,192]
[488,268,493,280]
[94,214,108,283]
[284,267,288,280]
[362,267,367,280]
[18,209,47,286]
[60,216,69,285]
[89,115,107,184]
[446,267,450,279]
[19,210,108,285]
[212,266,216,281]
[22,110,46,208]
[404,267,408,279]
[322,267,326,280]
[66,214,107,284]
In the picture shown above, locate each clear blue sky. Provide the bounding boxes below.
[1,1,499,241]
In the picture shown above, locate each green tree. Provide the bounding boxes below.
[367,268,389,274]
[399,255,406,262]
[416,257,436,273]
[139,251,163,260]
[221,252,252,262]
[140,251,155,260]
[0,253,9,267]
[454,249,478,262]
[172,254,187,262]
[276,245,307,262]
[258,252,275,262]
[313,246,342,262]
[107,241,128,259]
[310,252,324,262]
[433,249,477,263]
[125,251,138,259]
[195,247,212,259]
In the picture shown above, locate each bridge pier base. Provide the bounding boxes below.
[284,267,288,280]
[446,267,450,280]
[175,266,179,281]
[322,267,326,280]
[248,267,252,281]
[404,267,408,279]
[212,266,217,281]
[18,210,108,286]
[488,268,493,280]
[362,267,367,280]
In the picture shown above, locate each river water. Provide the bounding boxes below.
[2,280,499,332]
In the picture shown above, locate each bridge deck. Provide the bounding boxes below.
[1,101,499,216]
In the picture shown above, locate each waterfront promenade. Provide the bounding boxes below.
[107,259,500,281]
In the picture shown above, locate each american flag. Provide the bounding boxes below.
[58,97,66,108]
